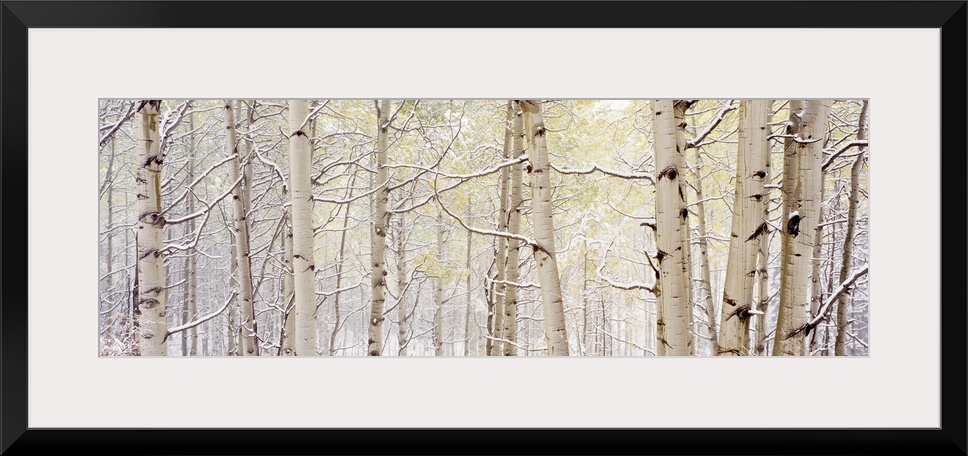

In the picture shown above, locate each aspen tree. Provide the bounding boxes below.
[522,100,569,356]
[434,212,445,356]
[289,99,317,356]
[503,100,525,356]
[396,217,409,356]
[368,100,391,356]
[835,99,868,355]
[651,100,691,356]
[719,100,771,355]
[773,100,831,356]
[224,100,258,355]
[135,100,168,356]
[489,101,513,356]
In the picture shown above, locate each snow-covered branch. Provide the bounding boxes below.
[163,291,238,342]
[435,195,538,248]
[821,140,868,171]
[597,240,655,292]
[99,101,136,149]
[550,163,654,183]
[686,101,736,149]
[786,264,870,339]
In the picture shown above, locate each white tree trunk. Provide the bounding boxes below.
[396,216,408,356]
[651,100,691,356]
[718,100,771,355]
[463,203,473,357]
[489,102,514,356]
[289,99,317,356]
[835,99,867,355]
[135,100,168,356]
[754,214,772,356]
[773,100,831,356]
[691,149,719,356]
[281,201,296,356]
[673,103,696,355]
[522,100,569,356]
[503,101,524,356]
[180,112,198,356]
[223,100,258,356]
[368,99,391,356]
[434,212,445,356]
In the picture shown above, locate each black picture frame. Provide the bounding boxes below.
[2,1,965,455]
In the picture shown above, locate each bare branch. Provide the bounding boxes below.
[163,291,238,342]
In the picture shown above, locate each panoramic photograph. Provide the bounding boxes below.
[98,99,869,357]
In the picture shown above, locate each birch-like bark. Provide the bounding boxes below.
[754,211,772,355]
[489,102,513,356]
[808,176,827,355]
[463,203,473,356]
[582,238,590,355]
[718,100,771,355]
[503,101,524,356]
[183,112,198,356]
[651,100,691,356]
[368,100,391,356]
[674,102,696,355]
[434,212,445,356]
[329,171,357,356]
[223,101,258,356]
[773,100,831,356]
[281,201,296,356]
[289,99,317,356]
[835,99,867,355]
[135,100,168,356]
[396,216,409,356]
[692,149,719,355]
[522,100,569,356]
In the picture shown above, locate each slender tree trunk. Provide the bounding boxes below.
[434,212,445,356]
[104,139,116,331]
[692,150,719,356]
[135,100,167,356]
[521,100,569,356]
[773,100,831,356]
[329,171,357,356]
[807,176,827,355]
[185,113,198,356]
[490,102,513,356]
[463,203,473,356]
[835,100,867,355]
[396,215,409,356]
[503,101,524,356]
[181,117,194,356]
[228,243,241,355]
[223,101,258,356]
[718,100,771,355]
[281,200,296,356]
[754,219,772,355]
[368,99,391,356]
[651,100,691,356]
[289,99,317,356]
[131,225,141,356]
[674,102,696,355]
[582,238,590,355]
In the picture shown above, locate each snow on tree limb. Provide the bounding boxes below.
[821,140,868,171]
[550,163,654,182]
[99,101,136,149]
[435,194,538,248]
[163,292,238,342]
[686,101,736,149]
[597,240,656,292]
[786,264,870,339]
